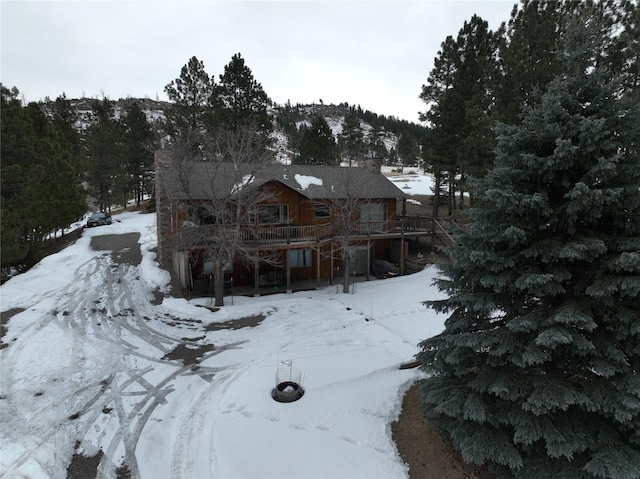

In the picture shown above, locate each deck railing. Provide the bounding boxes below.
[204,217,435,246]
[348,217,432,235]
[240,223,335,244]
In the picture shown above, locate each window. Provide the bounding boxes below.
[258,205,281,224]
[257,204,288,224]
[290,249,312,268]
[194,205,232,225]
[198,206,217,225]
[203,259,233,274]
[360,203,387,222]
[314,203,331,218]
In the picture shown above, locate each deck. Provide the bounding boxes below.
[205,216,452,247]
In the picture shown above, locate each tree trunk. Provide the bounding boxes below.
[213,260,224,307]
[342,253,350,294]
[432,174,441,217]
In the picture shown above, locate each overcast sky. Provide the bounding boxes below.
[1,0,516,123]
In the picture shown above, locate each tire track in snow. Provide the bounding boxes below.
[169,354,263,478]
[65,258,202,478]
[0,255,120,478]
[58,248,240,478]
[1,232,231,479]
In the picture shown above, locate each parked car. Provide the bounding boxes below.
[371,259,398,278]
[86,212,112,227]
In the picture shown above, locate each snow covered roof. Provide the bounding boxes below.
[156,161,406,201]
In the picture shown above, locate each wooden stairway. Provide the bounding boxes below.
[432,218,458,248]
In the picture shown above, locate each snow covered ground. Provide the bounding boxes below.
[1,187,447,478]
[382,166,434,199]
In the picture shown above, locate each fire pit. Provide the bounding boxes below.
[272,360,304,403]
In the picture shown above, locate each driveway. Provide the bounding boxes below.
[90,232,142,266]
[1,230,226,478]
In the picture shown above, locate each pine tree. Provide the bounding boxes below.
[338,113,364,166]
[1,86,33,266]
[616,0,639,94]
[85,98,122,212]
[495,0,564,125]
[421,129,450,217]
[397,131,419,170]
[46,94,87,233]
[365,125,388,163]
[210,53,271,135]
[164,56,214,139]
[1,87,86,268]
[454,15,500,191]
[121,102,154,206]
[417,13,640,479]
[294,115,338,165]
[420,15,500,210]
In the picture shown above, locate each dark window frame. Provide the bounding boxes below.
[290,248,313,268]
[313,203,331,219]
[257,204,288,225]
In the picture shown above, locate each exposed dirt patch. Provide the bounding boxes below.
[392,383,495,479]
[161,314,267,365]
[66,444,103,479]
[162,343,215,365]
[150,288,165,306]
[205,314,266,331]
[404,194,433,216]
[0,308,24,349]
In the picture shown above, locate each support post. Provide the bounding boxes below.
[254,260,260,297]
[400,219,405,275]
[330,242,334,286]
[286,249,292,293]
[316,245,321,288]
[366,239,371,281]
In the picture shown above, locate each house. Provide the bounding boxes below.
[154,153,433,296]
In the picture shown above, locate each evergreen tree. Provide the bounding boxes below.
[1,87,86,268]
[85,98,121,212]
[593,0,639,97]
[495,0,637,123]
[368,126,389,163]
[121,102,154,206]
[294,115,338,165]
[421,128,450,217]
[420,15,500,210]
[417,13,640,479]
[495,0,564,124]
[420,34,460,216]
[338,113,364,166]
[164,56,214,139]
[209,53,271,135]
[616,0,639,95]
[46,94,87,232]
[455,15,500,189]
[397,131,419,169]
[1,86,33,266]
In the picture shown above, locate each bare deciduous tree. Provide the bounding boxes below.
[319,166,387,293]
[169,124,277,306]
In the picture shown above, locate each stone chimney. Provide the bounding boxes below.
[363,158,382,174]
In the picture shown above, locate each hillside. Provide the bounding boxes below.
[67,98,427,165]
